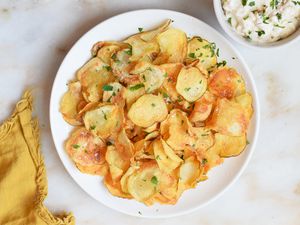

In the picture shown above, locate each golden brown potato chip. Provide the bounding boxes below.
[125,83,146,110]
[191,127,214,151]
[208,67,246,99]
[189,91,215,123]
[83,104,123,139]
[235,92,253,121]
[60,81,84,126]
[160,109,195,150]
[153,138,182,173]
[128,94,168,127]
[176,66,207,102]
[207,98,248,136]
[102,82,125,106]
[91,41,130,63]
[215,133,247,157]
[186,37,217,71]
[77,57,114,102]
[154,28,187,64]
[104,173,132,199]
[65,127,107,175]
[131,61,166,93]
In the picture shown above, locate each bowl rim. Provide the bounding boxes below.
[213,0,300,49]
[49,8,261,218]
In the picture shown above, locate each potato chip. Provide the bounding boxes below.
[216,133,247,157]
[207,98,248,136]
[77,57,114,102]
[60,81,84,125]
[131,61,166,93]
[65,127,107,175]
[83,104,123,139]
[125,83,146,110]
[176,66,207,102]
[208,67,246,99]
[189,91,215,123]
[154,28,187,64]
[102,82,125,106]
[235,92,253,121]
[128,94,168,127]
[186,37,217,71]
[104,173,132,199]
[160,109,195,150]
[191,127,214,151]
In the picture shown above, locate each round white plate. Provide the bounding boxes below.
[50,9,260,218]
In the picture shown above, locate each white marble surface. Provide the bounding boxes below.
[0,0,300,224]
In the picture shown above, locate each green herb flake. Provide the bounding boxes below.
[276,13,282,20]
[129,83,145,91]
[216,60,227,67]
[270,0,279,9]
[249,1,255,6]
[188,52,196,59]
[124,48,132,56]
[162,92,169,98]
[103,65,112,71]
[138,27,143,32]
[90,125,96,130]
[151,103,156,107]
[184,87,191,92]
[242,0,247,6]
[274,24,285,28]
[262,15,269,24]
[197,37,203,42]
[111,53,119,62]
[102,84,113,91]
[227,17,232,25]
[155,155,161,160]
[151,176,158,185]
[243,15,249,20]
[72,144,80,149]
[216,48,220,57]
[256,30,265,37]
[102,111,107,120]
[246,140,250,145]
[163,73,168,78]
[202,158,208,165]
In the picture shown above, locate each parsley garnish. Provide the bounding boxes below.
[262,15,269,24]
[102,111,107,120]
[138,27,143,32]
[90,125,96,130]
[216,60,227,67]
[188,52,196,59]
[102,65,112,71]
[151,103,156,107]
[227,17,232,25]
[274,24,285,28]
[124,48,132,56]
[197,37,203,42]
[102,85,113,91]
[256,30,265,37]
[163,73,168,78]
[270,0,279,9]
[184,87,191,92]
[276,13,282,20]
[202,158,208,165]
[216,48,220,57]
[249,1,255,6]
[246,140,250,145]
[129,83,144,91]
[111,53,118,62]
[151,176,158,185]
[155,155,161,160]
[72,144,80,149]
[242,0,247,6]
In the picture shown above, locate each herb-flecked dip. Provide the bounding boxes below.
[222,0,300,43]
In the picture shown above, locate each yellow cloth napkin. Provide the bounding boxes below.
[0,91,75,225]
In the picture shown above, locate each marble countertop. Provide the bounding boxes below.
[1,0,299,224]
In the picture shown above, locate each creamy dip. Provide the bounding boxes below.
[222,0,300,43]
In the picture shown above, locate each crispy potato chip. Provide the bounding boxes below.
[83,104,123,139]
[208,67,246,99]
[143,122,159,133]
[91,41,130,63]
[104,173,132,199]
[125,83,146,110]
[60,81,84,125]
[131,61,166,93]
[102,82,125,106]
[65,127,107,175]
[207,98,248,136]
[127,161,161,203]
[77,57,114,102]
[160,109,195,150]
[153,138,182,173]
[154,28,187,64]
[176,66,207,102]
[215,133,247,157]
[191,127,214,151]
[186,37,217,71]
[235,92,253,121]
[120,166,136,194]
[177,156,202,196]
[128,94,168,127]
[189,91,215,123]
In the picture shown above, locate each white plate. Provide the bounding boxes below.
[50,9,260,218]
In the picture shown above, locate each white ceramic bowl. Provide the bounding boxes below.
[50,9,260,218]
[213,0,300,48]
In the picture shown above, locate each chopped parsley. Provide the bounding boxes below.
[262,15,269,24]
[106,141,113,146]
[276,13,282,20]
[151,103,156,107]
[111,53,118,62]
[129,83,145,91]
[270,0,279,9]
[216,60,227,67]
[103,65,112,71]
[197,37,203,42]
[155,155,161,160]
[72,144,80,149]
[274,24,285,28]
[138,27,143,32]
[90,125,96,130]
[242,0,247,6]
[227,17,232,25]
[188,52,196,59]
[151,176,158,185]
[216,48,220,57]
[243,15,249,20]
[102,84,113,91]
[256,30,265,37]
[124,48,132,56]
[246,140,250,145]
[162,92,169,98]
[202,158,208,165]
[248,1,255,6]
[102,111,107,120]
[292,1,300,5]
[184,87,191,92]
[163,72,168,78]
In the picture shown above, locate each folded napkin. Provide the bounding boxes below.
[0,91,75,225]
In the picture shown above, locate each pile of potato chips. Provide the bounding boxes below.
[60,19,253,205]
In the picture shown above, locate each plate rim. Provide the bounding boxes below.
[49,9,260,218]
